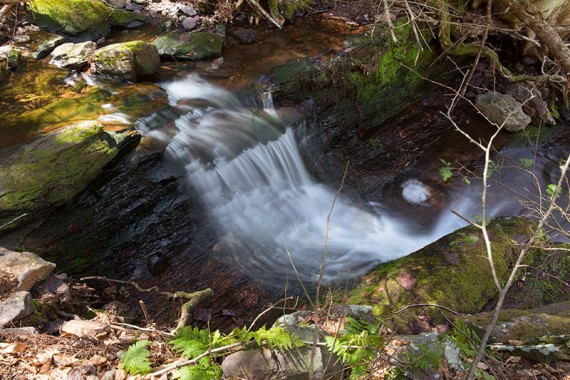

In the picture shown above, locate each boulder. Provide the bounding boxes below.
[49,41,96,69]
[476,92,532,132]
[463,301,570,344]
[222,325,343,379]
[0,248,56,292]
[27,0,147,41]
[152,31,224,61]
[0,291,33,327]
[346,217,539,333]
[91,41,160,81]
[32,34,65,60]
[0,121,121,226]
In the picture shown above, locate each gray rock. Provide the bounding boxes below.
[476,92,532,132]
[506,84,556,126]
[178,5,197,16]
[222,324,343,380]
[32,34,65,60]
[490,335,570,362]
[181,17,197,31]
[49,41,97,69]
[0,291,33,326]
[13,35,31,44]
[91,40,160,81]
[232,28,256,44]
[152,31,224,61]
[107,0,128,8]
[61,319,105,337]
[0,326,38,335]
[0,248,56,292]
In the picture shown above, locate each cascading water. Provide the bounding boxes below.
[137,75,568,288]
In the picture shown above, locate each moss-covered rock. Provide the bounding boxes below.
[345,217,537,333]
[0,121,121,227]
[49,41,96,69]
[152,31,224,61]
[27,0,147,41]
[462,301,570,344]
[91,40,160,81]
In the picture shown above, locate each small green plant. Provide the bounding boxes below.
[325,317,383,379]
[439,158,453,182]
[546,183,561,199]
[120,340,152,375]
[519,157,534,168]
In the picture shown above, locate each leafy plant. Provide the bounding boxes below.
[439,158,453,181]
[173,361,223,380]
[120,340,152,375]
[519,157,534,168]
[325,317,383,379]
[546,183,561,199]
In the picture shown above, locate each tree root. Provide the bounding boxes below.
[81,276,214,334]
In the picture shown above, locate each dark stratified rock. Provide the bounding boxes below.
[32,34,66,60]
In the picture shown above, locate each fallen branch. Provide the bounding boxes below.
[245,0,282,29]
[80,276,214,334]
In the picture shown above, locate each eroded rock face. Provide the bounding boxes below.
[0,121,123,227]
[0,248,55,292]
[152,31,224,61]
[476,92,532,132]
[91,41,160,81]
[49,41,97,69]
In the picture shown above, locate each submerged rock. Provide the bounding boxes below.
[49,41,96,69]
[152,31,224,61]
[0,57,10,83]
[0,47,24,71]
[91,41,160,81]
[0,121,123,227]
[32,34,65,60]
[476,92,532,132]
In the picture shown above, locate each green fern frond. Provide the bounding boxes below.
[120,340,152,375]
[173,363,223,380]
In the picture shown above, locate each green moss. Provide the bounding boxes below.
[19,299,57,327]
[345,217,537,329]
[27,0,111,39]
[152,31,223,61]
[0,121,119,213]
[108,7,147,28]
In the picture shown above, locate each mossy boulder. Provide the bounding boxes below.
[27,0,147,41]
[0,121,122,227]
[462,301,570,344]
[91,41,160,81]
[152,31,224,61]
[345,217,537,333]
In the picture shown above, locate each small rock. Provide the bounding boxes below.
[32,34,65,60]
[0,326,38,336]
[231,28,256,44]
[108,0,128,8]
[49,41,97,69]
[0,248,56,292]
[178,5,197,16]
[90,40,160,81]
[182,17,197,31]
[61,319,105,338]
[13,35,31,44]
[222,309,235,317]
[476,92,531,132]
[194,308,213,322]
[0,291,33,326]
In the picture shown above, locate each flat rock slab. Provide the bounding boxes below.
[61,319,105,338]
[0,291,33,327]
[0,248,55,292]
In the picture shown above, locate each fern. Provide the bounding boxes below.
[170,326,229,359]
[173,362,223,380]
[120,340,152,375]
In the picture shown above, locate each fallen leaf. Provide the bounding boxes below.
[0,342,27,353]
